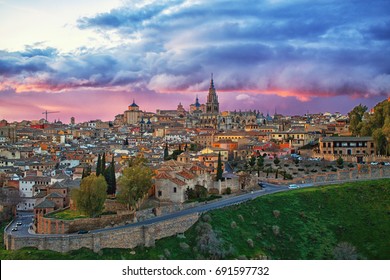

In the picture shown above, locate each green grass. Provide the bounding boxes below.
[47,209,87,220]
[1,179,389,260]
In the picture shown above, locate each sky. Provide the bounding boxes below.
[0,0,389,122]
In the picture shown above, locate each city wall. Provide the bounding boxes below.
[266,165,390,185]
[36,212,135,234]
[4,213,199,253]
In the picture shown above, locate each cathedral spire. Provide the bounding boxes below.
[210,73,214,89]
[206,74,219,114]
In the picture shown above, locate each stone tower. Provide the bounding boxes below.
[206,73,219,114]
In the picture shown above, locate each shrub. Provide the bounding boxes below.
[333,242,358,260]
[273,210,280,218]
[272,225,280,236]
[247,239,254,248]
[180,242,190,250]
[202,214,212,223]
[231,221,237,229]
[226,187,232,195]
[164,248,171,258]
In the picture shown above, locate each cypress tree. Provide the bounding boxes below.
[101,153,106,175]
[110,157,116,195]
[96,154,101,176]
[216,152,223,181]
[164,143,169,160]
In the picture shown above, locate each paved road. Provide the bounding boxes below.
[93,182,288,233]
[6,212,34,237]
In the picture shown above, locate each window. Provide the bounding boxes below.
[158,191,162,197]
[173,187,177,193]
[328,143,331,147]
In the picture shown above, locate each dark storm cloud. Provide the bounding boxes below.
[1,0,389,102]
[77,0,185,30]
[0,50,53,76]
[366,21,390,41]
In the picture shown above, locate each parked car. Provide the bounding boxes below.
[11,227,18,232]
[16,222,22,226]
[384,162,390,166]
[370,162,379,165]
[288,184,299,189]
[77,230,89,234]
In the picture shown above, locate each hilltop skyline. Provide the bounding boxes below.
[1,0,389,121]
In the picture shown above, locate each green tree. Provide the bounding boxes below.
[273,156,280,166]
[96,154,102,177]
[372,128,388,155]
[216,152,223,181]
[117,162,153,210]
[249,155,256,168]
[105,157,117,195]
[101,153,106,175]
[72,175,107,217]
[348,104,368,136]
[185,187,196,200]
[336,156,344,167]
[164,143,169,160]
[81,165,91,179]
[256,155,264,177]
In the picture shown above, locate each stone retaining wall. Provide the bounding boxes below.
[4,213,199,253]
[36,212,135,234]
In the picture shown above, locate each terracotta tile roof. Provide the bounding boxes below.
[176,170,195,180]
[155,172,172,180]
[169,178,186,186]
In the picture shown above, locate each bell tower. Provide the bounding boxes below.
[206,73,219,114]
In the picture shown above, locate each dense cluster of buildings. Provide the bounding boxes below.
[0,76,385,219]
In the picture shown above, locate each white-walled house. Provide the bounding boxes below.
[17,176,50,211]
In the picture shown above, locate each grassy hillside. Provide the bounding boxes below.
[1,179,389,260]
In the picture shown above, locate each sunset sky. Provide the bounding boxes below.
[0,0,389,122]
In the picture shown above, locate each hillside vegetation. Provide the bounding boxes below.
[1,179,389,260]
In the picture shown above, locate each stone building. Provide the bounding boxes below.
[198,75,220,129]
[319,136,375,162]
[124,100,143,125]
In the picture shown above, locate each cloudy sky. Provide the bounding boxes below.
[0,0,389,122]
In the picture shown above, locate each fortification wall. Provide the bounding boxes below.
[4,213,199,253]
